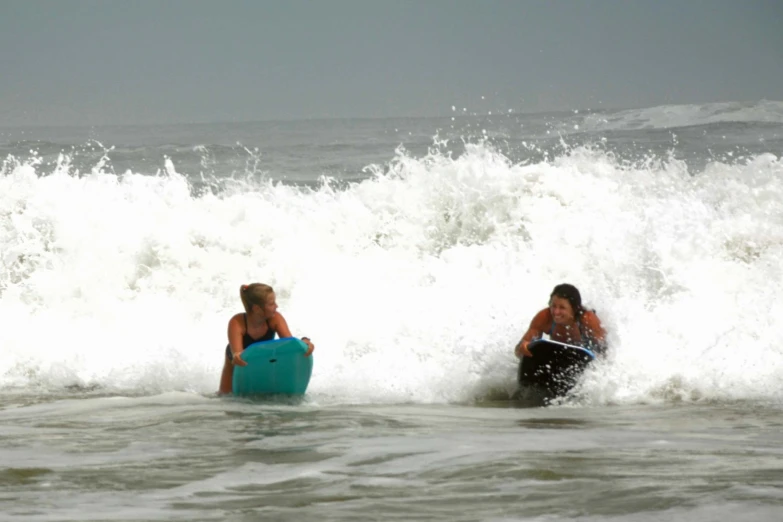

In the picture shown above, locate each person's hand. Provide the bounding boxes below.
[515,340,532,359]
[302,337,315,357]
[231,352,248,366]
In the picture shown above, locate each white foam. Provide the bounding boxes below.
[2,144,782,405]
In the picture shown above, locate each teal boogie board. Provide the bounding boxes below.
[232,337,313,396]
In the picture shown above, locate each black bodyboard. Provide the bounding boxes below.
[517,338,596,399]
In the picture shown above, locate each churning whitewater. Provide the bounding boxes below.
[2,105,783,406]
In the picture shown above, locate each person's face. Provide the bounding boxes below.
[251,292,278,319]
[549,296,575,324]
[262,292,278,318]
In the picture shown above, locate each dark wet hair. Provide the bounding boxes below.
[549,283,584,319]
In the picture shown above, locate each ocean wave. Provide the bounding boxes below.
[582,100,783,132]
[1,143,782,405]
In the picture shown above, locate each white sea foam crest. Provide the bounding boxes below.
[1,145,782,405]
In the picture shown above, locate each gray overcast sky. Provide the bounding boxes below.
[1,0,782,126]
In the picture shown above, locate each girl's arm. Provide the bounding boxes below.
[515,309,549,358]
[271,313,315,356]
[227,314,248,366]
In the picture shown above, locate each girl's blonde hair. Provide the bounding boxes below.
[240,283,274,313]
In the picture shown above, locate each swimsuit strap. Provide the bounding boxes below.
[550,318,587,342]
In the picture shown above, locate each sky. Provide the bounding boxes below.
[1,0,782,126]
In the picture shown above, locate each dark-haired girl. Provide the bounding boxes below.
[514,283,607,358]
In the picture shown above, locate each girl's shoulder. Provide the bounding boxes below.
[581,309,602,325]
[531,308,552,327]
[228,312,246,328]
[268,311,286,326]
